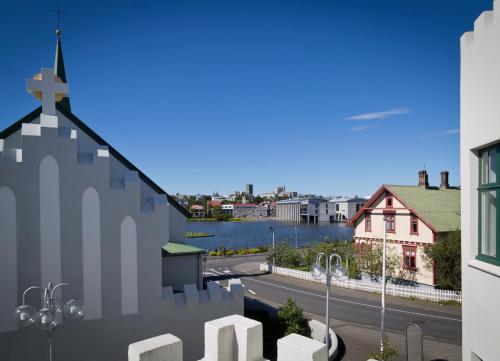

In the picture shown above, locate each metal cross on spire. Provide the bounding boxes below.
[52,2,66,35]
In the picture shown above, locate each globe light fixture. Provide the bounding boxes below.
[63,299,84,319]
[13,282,84,361]
[310,252,346,354]
[12,304,37,327]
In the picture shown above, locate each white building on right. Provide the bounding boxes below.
[461,2,500,360]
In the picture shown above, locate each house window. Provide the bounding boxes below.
[410,214,419,235]
[365,214,372,232]
[478,144,499,265]
[403,246,417,270]
[386,213,396,233]
[386,193,393,208]
[336,204,339,211]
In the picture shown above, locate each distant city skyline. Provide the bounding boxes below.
[0,0,491,196]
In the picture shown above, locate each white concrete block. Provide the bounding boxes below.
[21,123,41,136]
[128,333,182,361]
[40,114,58,128]
[97,148,110,157]
[277,333,327,361]
[203,314,265,361]
[228,279,244,300]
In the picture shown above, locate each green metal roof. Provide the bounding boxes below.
[162,242,206,255]
[386,185,461,232]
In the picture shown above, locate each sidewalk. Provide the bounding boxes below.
[234,262,462,317]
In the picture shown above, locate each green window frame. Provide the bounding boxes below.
[478,144,500,266]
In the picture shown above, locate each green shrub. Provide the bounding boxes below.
[368,337,398,361]
[277,298,311,337]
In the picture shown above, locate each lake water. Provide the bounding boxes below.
[185,220,354,250]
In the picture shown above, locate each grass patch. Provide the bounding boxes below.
[185,232,215,238]
[438,299,461,307]
[209,246,269,257]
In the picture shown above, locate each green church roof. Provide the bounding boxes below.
[162,242,206,255]
[386,185,461,232]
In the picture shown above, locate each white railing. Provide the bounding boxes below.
[261,264,462,303]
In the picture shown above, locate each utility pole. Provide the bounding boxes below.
[380,216,387,353]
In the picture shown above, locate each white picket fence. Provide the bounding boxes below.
[260,264,462,303]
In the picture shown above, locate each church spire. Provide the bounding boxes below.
[54,29,71,111]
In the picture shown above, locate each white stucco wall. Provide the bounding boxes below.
[163,254,203,291]
[170,205,187,243]
[0,109,237,361]
[461,2,500,360]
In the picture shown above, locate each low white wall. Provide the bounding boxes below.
[129,314,328,361]
[308,319,337,360]
[261,264,462,303]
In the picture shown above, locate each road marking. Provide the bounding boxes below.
[243,277,462,323]
[208,268,226,276]
[248,289,256,295]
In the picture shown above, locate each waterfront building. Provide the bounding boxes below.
[190,204,205,218]
[221,204,234,216]
[276,197,327,223]
[348,171,460,286]
[318,196,367,223]
[0,30,244,361]
[233,203,268,218]
[461,3,500,359]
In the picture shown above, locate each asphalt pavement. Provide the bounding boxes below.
[203,254,462,361]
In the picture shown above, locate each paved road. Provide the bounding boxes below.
[204,255,462,360]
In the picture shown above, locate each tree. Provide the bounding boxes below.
[268,241,301,268]
[357,243,418,284]
[277,298,311,337]
[423,231,461,290]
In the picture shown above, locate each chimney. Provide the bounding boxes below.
[418,170,429,188]
[440,171,450,189]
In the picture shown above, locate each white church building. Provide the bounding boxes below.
[0,31,243,361]
[461,1,500,359]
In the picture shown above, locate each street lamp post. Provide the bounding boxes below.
[380,216,388,353]
[13,282,84,361]
[270,218,276,271]
[311,252,347,356]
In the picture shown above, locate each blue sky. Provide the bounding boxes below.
[0,0,492,197]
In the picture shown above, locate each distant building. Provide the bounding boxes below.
[461,6,500,360]
[221,204,234,217]
[233,204,268,218]
[259,185,297,200]
[245,184,254,196]
[190,205,205,218]
[348,170,460,286]
[319,196,367,222]
[276,197,327,223]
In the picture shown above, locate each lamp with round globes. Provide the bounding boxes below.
[13,282,84,361]
[310,252,345,354]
